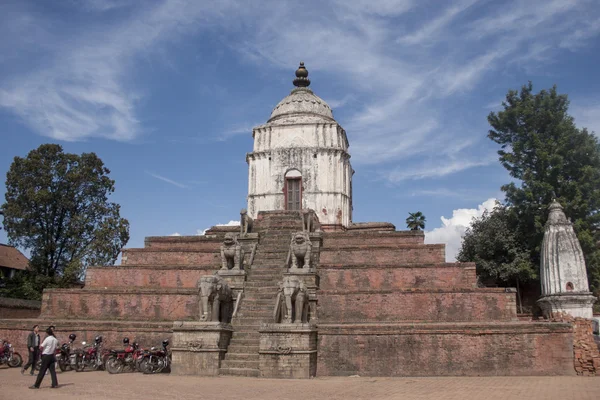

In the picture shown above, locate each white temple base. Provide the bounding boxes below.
[537,293,596,319]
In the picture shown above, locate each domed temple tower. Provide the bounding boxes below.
[246,62,353,230]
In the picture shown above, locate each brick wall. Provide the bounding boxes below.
[323,231,424,247]
[40,289,198,321]
[0,298,41,319]
[144,236,222,251]
[318,264,477,291]
[317,322,575,376]
[85,266,216,288]
[319,245,445,265]
[317,289,517,323]
[121,249,220,266]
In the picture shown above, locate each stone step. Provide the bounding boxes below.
[234,318,270,325]
[247,273,282,279]
[227,344,259,353]
[223,352,259,361]
[238,299,273,305]
[244,283,279,289]
[245,286,280,292]
[242,296,276,303]
[228,338,260,346]
[230,323,261,330]
[229,331,260,339]
[221,359,260,369]
[219,367,260,377]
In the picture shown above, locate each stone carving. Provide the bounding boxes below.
[198,275,233,323]
[220,233,244,270]
[286,231,312,270]
[301,209,320,232]
[240,208,253,235]
[273,276,308,323]
[186,340,203,349]
[269,346,292,355]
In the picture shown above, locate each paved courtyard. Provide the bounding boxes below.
[1,367,599,400]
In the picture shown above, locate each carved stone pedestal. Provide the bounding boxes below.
[217,269,247,291]
[171,321,232,376]
[259,323,317,378]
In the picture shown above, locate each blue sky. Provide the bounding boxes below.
[1,0,599,261]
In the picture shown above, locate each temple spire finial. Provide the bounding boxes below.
[293,61,311,88]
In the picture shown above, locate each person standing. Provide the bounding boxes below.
[21,324,40,375]
[30,326,59,389]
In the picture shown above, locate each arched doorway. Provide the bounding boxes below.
[284,169,302,211]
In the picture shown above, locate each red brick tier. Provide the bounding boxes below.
[317,288,518,323]
[318,263,477,290]
[317,322,574,376]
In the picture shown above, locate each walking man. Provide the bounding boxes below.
[21,324,40,375]
[30,326,59,389]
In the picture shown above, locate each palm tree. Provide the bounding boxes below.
[406,212,426,231]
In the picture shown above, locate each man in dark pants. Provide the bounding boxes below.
[21,324,40,375]
[30,326,59,389]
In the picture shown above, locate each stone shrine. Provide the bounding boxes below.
[0,63,579,377]
[538,200,596,318]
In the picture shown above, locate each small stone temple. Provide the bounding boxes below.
[538,200,596,318]
[0,63,585,377]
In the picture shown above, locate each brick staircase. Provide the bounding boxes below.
[220,212,304,377]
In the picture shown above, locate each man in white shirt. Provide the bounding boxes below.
[30,326,59,389]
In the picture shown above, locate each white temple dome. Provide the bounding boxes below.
[267,62,334,123]
[269,87,334,122]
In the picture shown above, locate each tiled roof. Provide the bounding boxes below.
[0,244,29,270]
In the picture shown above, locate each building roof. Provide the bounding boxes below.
[0,244,29,271]
[268,63,335,123]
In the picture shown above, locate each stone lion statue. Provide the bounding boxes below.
[240,208,253,236]
[286,231,312,270]
[220,233,244,270]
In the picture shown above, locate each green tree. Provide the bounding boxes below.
[406,211,426,231]
[457,205,536,312]
[487,82,600,292]
[1,144,129,298]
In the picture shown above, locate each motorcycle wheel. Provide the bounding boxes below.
[105,357,122,374]
[75,355,86,372]
[7,352,22,368]
[140,358,156,374]
[58,358,68,372]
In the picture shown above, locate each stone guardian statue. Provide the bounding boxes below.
[220,233,244,270]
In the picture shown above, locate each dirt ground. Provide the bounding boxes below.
[1,366,599,400]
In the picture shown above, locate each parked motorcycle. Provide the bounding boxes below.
[74,335,105,372]
[56,333,77,372]
[0,340,22,368]
[105,337,144,374]
[140,339,170,374]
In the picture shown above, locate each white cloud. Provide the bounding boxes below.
[0,1,238,142]
[196,220,240,236]
[572,102,600,136]
[384,155,495,182]
[170,232,181,236]
[145,171,189,189]
[398,0,478,45]
[425,198,498,262]
[1,0,598,185]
